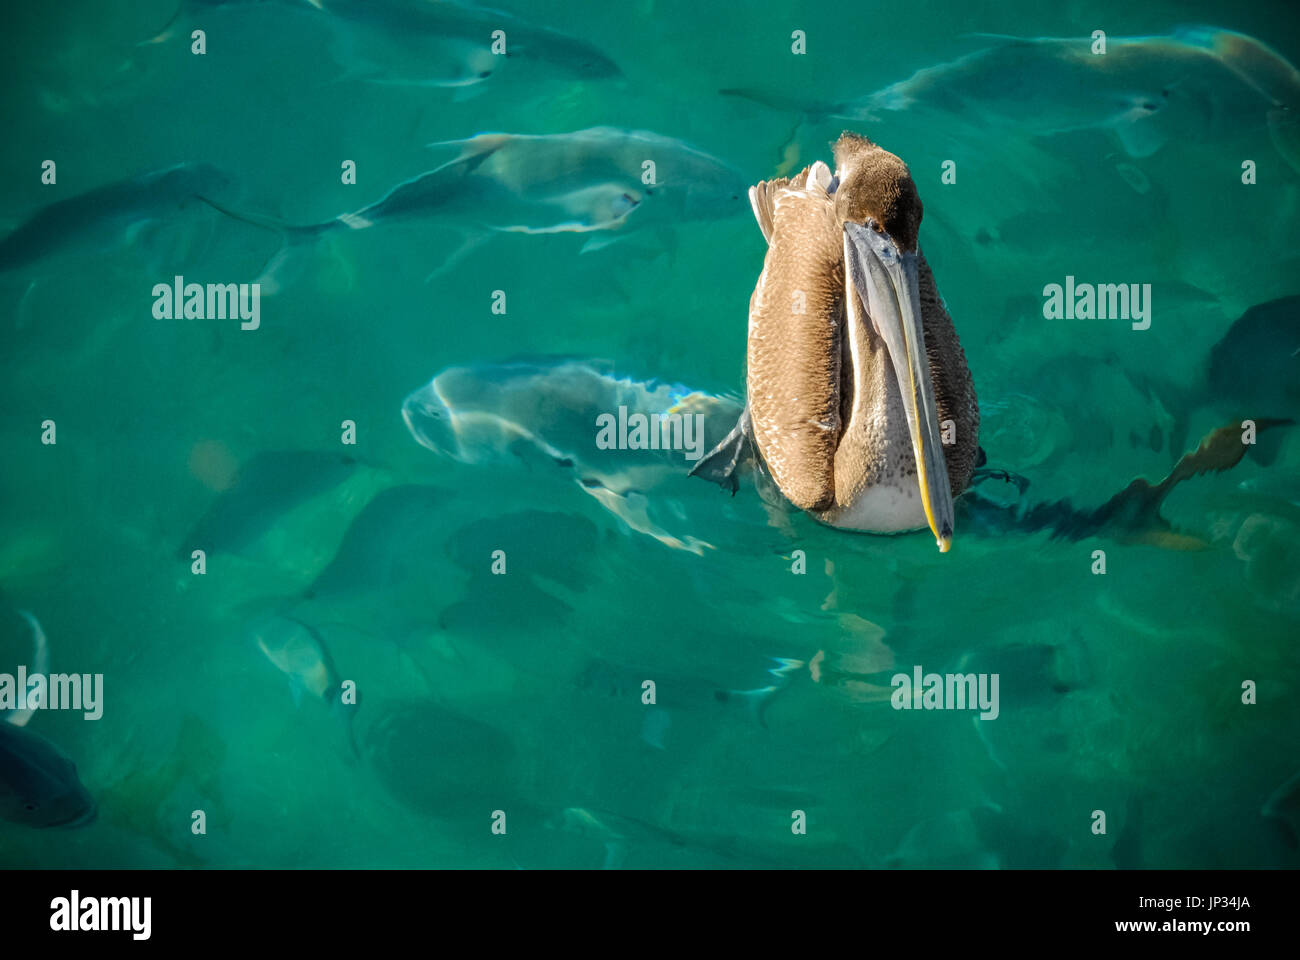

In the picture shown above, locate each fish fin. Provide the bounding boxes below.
[395,644,441,694]
[196,195,329,294]
[1112,106,1168,159]
[424,133,511,174]
[137,0,183,46]
[717,684,782,729]
[450,81,491,103]
[580,233,625,254]
[959,32,1040,45]
[197,195,290,236]
[122,217,159,247]
[424,229,492,285]
[600,840,628,870]
[687,408,754,495]
[1090,418,1295,541]
[577,479,715,554]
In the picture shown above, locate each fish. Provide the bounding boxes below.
[1207,295,1300,421]
[971,418,1295,547]
[435,509,600,665]
[0,720,96,828]
[148,0,620,87]
[247,614,359,757]
[204,128,746,288]
[319,0,620,84]
[724,28,1300,172]
[0,162,234,275]
[403,357,1285,556]
[305,484,450,599]
[1120,295,1300,471]
[692,134,979,552]
[1181,27,1300,174]
[402,359,743,554]
[573,654,794,747]
[364,699,518,819]
[179,449,359,558]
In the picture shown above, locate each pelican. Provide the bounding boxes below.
[691,132,979,552]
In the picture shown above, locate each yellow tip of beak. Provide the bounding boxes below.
[937,534,952,553]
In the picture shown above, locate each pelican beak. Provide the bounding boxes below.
[843,219,955,552]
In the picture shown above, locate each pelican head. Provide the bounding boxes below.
[834,132,956,552]
[832,132,923,251]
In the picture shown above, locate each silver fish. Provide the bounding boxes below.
[215,127,744,244]
[0,163,233,274]
[247,614,358,757]
[305,484,449,598]
[0,721,96,828]
[207,128,745,289]
[728,28,1300,171]
[401,359,743,554]
[151,0,619,86]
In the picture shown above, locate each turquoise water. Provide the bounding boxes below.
[1,0,1298,868]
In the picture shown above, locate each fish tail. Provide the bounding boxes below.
[715,683,782,728]
[425,133,512,170]
[197,196,333,295]
[1027,419,1295,545]
[196,194,330,240]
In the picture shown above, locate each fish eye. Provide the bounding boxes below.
[645,187,654,195]
[478,71,491,79]
[1142,101,1158,112]
[24,802,37,811]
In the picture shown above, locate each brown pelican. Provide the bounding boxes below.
[692,132,979,552]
